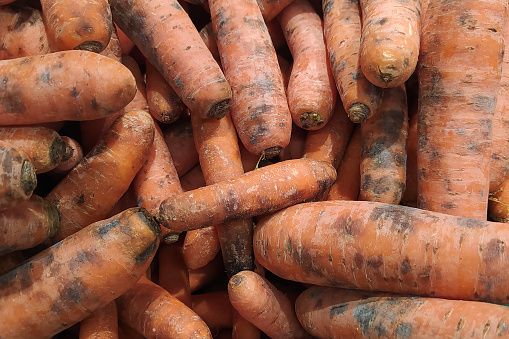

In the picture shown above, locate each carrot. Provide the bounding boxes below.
[182,226,221,270]
[0,251,25,276]
[52,136,84,174]
[191,290,233,332]
[278,0,337,130]
[209,0,292,158]
[0,194,60,255]
[110,0,232,120]
[163,115,200,177]
[188,252,225,293]
[121,55,149,114]
[257,0,296,22]
[0,145,37,209]
[115,23,135,55]
[232,311,260,339]
[228,270,312,339]
[322,0,384,123]
[0,4,50,60]
[199,23,221,63]
[179,165,206,191]
[359,0,421,88]
[417,0,507,219]
[157,241,192,307]
[279,123,307,162]
[99,25,122,62]
[116,275,213,339]
[47,110,155,243]
[156,158,337,232]
[0,207,161,339]
[0,50,137,125]
[358,85,408,204]
[401,104,418,207]
[40,0,112,52]
[277,54,292,90]
[488,177,509,222]
[79,301,119,339]
[296,286,509,338]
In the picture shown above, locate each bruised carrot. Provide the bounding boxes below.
[279,0,337,130]
[47,110,155,243]
[157,158,337,232]
[179,165,206,191]
[0,194,60,255]
[182,226,221,270]
[228,270,312,339]
[116,275,213,339]
[79,301,119,339]
[209,0,292,158]
[279,123,307,162]
[110,0,231,120]
[359,0,421,88]
[257,0,296,22]
[322,0,384,123]
[0,207,161,339]
[191,290,233,332]
[52,136,84,174]
[417,0,507,219]
[163,115,199,177]
[157,241,191,307]
[189,252,225,293]
[0,50,137,125]
[0,145,37,209]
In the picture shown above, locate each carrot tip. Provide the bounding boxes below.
[207,99,230,120]
[348,103,371,123]
[60,143,75,163]
[20,160,37,195]
[263,146,283,159]
[299,112,324,129]
[229,274,244,287]
[377,65,399,86]
[74,41,104,53]
[49,137,68,165]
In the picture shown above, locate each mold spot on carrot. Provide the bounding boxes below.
[68,250,99,271]
[400,258,412,275]
[367,255,384,272]
[76,41,103,53]
[21,160,37,195]
[330,303,349,318]
[50,304,62,314]
[456,217,487,229]
[39,69,50,83]
[483,239,505,263]
[353,303,377,335]
[171,1,183,10]
[349,103,371,123]
[396,322,413,338]
[369,204,413,233]
[96,219,121,238]
[62,278,84,303]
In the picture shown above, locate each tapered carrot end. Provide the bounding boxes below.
[229,273,244,287]
[20,160,37,195]
[348,102,371,123]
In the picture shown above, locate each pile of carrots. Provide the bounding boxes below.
[2,0,509,337]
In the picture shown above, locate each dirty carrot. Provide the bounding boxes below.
[0,207,161,339]
[257,0,296,22]
[163,115,200,177]
[0,50,137,125]
[322,0,384,123]
[0,145,37,209]
[79,301,119,339]
[191,290,233,332]
[182,226,221,270]
[179,165,206,191]
[279,0,337,130]
[52,136,83,174]
[209,0,292,158]
[99,25,122,62]
[158,241,191,307]
[156,158,337,232]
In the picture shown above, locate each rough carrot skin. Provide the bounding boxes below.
[0,4,50,60]
[0,194,60,255]
[254,200,509,304]
[79,301,119,339]
[0,207,161,339]
[210,0,292,158]
[116,276,213,339]
[156,158,337,232]
[0,50,137,125]
[47,110,155,243]
[158,241,192,307]
[279,0,337,130]
[40,0,112,52]
[0,145,37,209]
[322,0,384,123]
[359,85,408,204]
[417,0,507,219]
[182,226,221,270]
[257,0,296,22]
[53,136,83,174]
[296,286,509,338]
[110,0,231,120]
[163,116,200,177]
[228,270,313,339]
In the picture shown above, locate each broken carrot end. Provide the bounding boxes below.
[21,160,37,195]
[299,112,324,129]
[348,102,371,123]
[74,40,105,53]
[207,99,231,120]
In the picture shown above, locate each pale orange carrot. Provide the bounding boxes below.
[79,301,119,339]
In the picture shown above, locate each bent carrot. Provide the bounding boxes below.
[157,158,337,232]
[182,226,221,270]
[0,50,137,125]
[79,301,118,339]
[163,116,200,177]
[0,145,37,209]
[0,207,161,339]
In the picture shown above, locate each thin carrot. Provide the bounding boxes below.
[188,252,225,293]
[0,145,37,209]
[182,226,221,270]
[322,0,384,123]
[163,115,199,177]
[157,241,192,307]
[191,290,233,332]
[110,0,232,120]
[0,207,161,339]
[257,0,296,22]
[52,136,84,174]
[79,301,119,339]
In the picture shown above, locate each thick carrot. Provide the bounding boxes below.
[359,85,408,204]
[0,145,37,209]
[116,275,213,339]
[157,241,191,307]
[110,0,231,120]
[209,0,292,158]
[254,200,509,304]
[52,136,84,174]
[417,0,507,219]
[79,301,118,339]
[257,0,296,22]
[0,50,137,125]
[228,270,312,339]
[0,194,60,255]
[359,0,421,88]
[157,158,337,232]
[47,110,155,243]
[188,252,225,293]
[279,0,337,130]
[182,226,221,270]
[0,207,161,339]
[40,0,112,52]
[163,115,200,177]
[322,0,384,123]
[191,290,233,332]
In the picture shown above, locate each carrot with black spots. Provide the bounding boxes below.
[0,145,37,209]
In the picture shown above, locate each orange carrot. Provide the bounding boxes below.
[359,0,421,88]
[279,0,337,130]
[401,104,418,207]
[79,301,119,339]
[182,226,221,270]
[232,311,260,339]
[121,55,149,114]
[115,23,135,55]
[47,110,155,243]
[157,241,192,307]
[0,207,161,339]
[110,0,232,120]
[209,0,292,158]
[322,0,384,123]
[417,0,507,219]
[279,123,307,162]
[191,290,233,332]
[156,158,337,232]
[199,23,221,63]
[179,165,206,191]
[257,0,296,22]
[188,252,225,293]
[99,25,122,62]
[0,50,137,125]
[163,115,199,177]
[52,136,84,174]
[0,145,37,209]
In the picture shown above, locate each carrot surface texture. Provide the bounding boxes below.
[0,207,161,339]
[110,0,232,120]
[0,145,37,209]
[79,301,119,339]
[417,0,507,219]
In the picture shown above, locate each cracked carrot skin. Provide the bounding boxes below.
[0,50,137,125]
[0,207,161,339]
[359,0,421,88]
[110,0,231,120]
[254,200,509,304]
[156,158,337,232]
[322,0,384,123]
